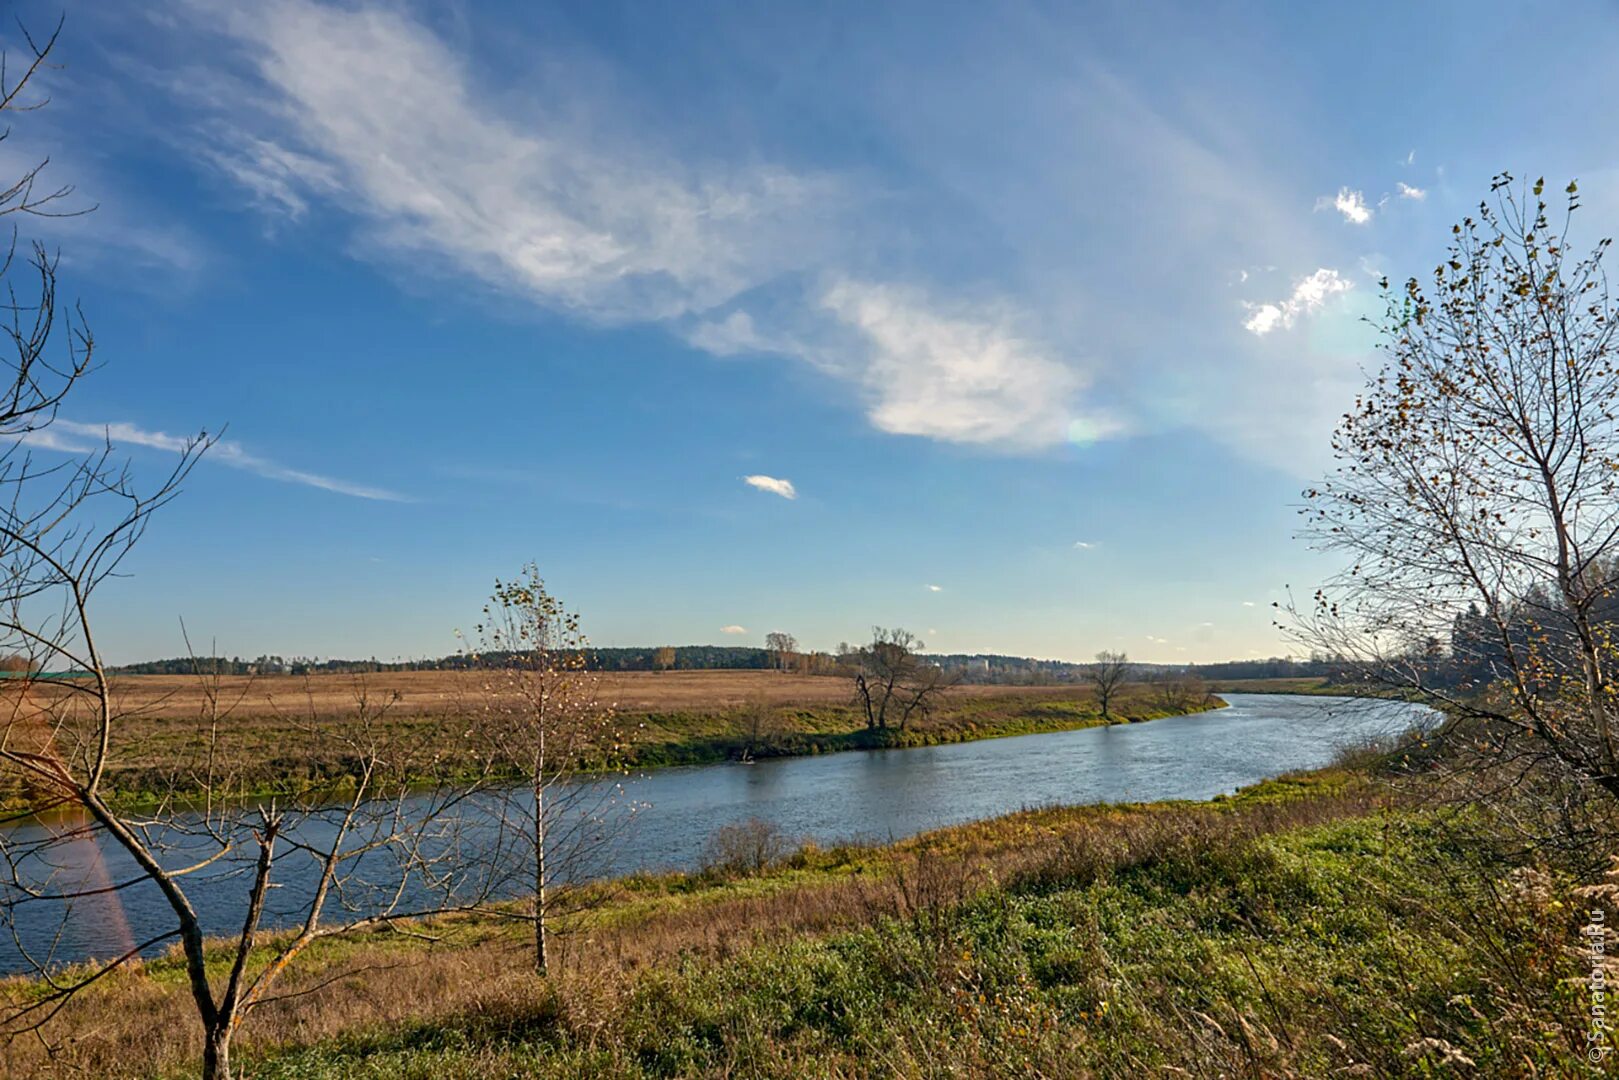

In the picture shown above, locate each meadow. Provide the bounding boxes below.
[10,670,1223,808]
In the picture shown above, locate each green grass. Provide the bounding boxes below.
[623,694,1225,769]
[226,766,1612,1079]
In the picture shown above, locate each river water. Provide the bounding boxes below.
[0,693,1432,973]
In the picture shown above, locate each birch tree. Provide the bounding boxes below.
[471,566,630,974]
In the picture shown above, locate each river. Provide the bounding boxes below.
[0,693,1433,973]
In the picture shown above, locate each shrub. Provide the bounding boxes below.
[701,817,792,877]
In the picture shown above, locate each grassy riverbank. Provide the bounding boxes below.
[622,684,1224,768]
[6,751,1610,1078]
[3,673,1223,809]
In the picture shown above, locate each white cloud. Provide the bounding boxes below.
[1319,187,1372,225]
[1241,601,1257,607]
[198,0,834,323]
[190,2,1125,456]
[742,474,797,499]
[14,427,97,455]
[1242,268,1353,336]
[1146,635,1169,645]
[162,0,1367,475]
[1073,540,1099,550]
[720,624,748,635]
[0,137,209,286]
[41,420,409,501]
[820,278,1103,449]
[197,132,343,220]
[1396,181,1426,201]
[927,584,943,592]
[685,312,772,357]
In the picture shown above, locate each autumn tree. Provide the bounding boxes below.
[652,645,676,672]
[471,566,630,974]
[847,627,957,735]
[1294,174,1619,800]
[764,631,798,672]
[1087,651,1131,720]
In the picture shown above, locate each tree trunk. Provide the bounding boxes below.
[202,1026,232,1080]
[534,779,547,976]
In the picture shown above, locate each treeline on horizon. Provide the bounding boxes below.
[106,649,1339,685]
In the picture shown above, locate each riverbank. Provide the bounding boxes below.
[3,674,1224,810]
[4,752,1606,1078]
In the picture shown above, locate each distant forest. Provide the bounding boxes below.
[109,648,1338,685]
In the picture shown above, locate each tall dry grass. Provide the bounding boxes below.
[0,774,1389,1078]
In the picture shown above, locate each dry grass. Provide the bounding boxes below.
[1,672,1202,807]
[80,670,1120,722]
[0,771,1386,1079]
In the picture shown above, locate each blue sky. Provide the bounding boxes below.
[15,0,1619,664]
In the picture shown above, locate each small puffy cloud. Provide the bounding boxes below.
[720,624,748,635]
[1243,268,1353,336]
[1318,187,1372,225]
[1396,181,1426,201]
[743,474,797,499]
[1241,601,1257,607]
[927,584,943,592]
[1146,635,1169,645]
[1073,540,1099,550]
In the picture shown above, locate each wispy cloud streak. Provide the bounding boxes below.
[36,420,410,502]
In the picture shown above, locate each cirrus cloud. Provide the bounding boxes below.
[28,419,409,502]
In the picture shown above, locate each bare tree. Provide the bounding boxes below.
[764,631,798,673]
[737,696,782,762]
[470,565,630,974]
[651,645,676,673]
[0,26,511,1078]
[847,627,957,735]
[1293,174,1619,800]
[0,616,511,1080]
[1087,651,1131,720]
[1148,668,1211,713]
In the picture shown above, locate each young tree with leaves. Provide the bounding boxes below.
[1295,174,1619,799]
[472,565,630,974]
